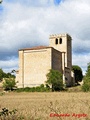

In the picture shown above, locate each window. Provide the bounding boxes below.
[59,38,62,44]
[55,38,58,44]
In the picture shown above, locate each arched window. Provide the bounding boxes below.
[55,38,58,44]
[59,38,62,44]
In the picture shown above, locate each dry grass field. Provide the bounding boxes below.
[0,92,90,120]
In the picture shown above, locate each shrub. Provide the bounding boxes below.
[0,108,17,120]
[0,68,4,81]
[3,78,17,91]
[46,69,63,91]
[0,68,15,82]
[82,63,90,92]
[16,85,50,92]
[72,65,83,84]
[40,84,44,88]
[45,84,50,89]
[82,77,90,92]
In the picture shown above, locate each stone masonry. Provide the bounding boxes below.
[16,33,74,88]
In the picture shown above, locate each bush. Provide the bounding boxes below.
[46,69,63,91]
[0,68,4,81]
[40,84,44,88]
[0,108,17,120]
[3,78,17,91]
[72,65,83,84]
[82,63,90,92]
[82,77,90,92]
[0,68,15,82]
[16,84,50,92]
[46,84,50,89]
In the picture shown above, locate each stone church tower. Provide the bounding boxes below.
[16,33,74,88]
[49,34,72,86]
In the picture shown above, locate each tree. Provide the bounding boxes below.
[46,69,63,91]
[6,72,15,78]
[85,63,90,77]
[82,63,90,92]
[3,78,16,91]
[0,68,16,84]
[0,0,3,4]
[72,65,83,84]
[0,68,4,81]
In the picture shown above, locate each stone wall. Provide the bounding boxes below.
[52,48,62,73]
[16,48,52,88]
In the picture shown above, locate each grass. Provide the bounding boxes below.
[67,85,82,92]
[0,92,90,120]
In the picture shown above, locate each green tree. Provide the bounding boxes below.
[0,68,16,82]
[82,63,90,92]
[3,78,16,91]
[72,65,83,84]
[0,68,4,81]
[0,0,2,4]
[46,69,63,91]
[85,63,90,77]
[6,72,15,78]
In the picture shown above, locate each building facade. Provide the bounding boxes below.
[16,33,74,88]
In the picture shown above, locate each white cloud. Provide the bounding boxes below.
[0,57,18,73]
[72,53,90,75]
[0,0,90,74]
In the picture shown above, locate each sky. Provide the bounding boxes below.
[0,0,90,75]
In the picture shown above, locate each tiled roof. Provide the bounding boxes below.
[19,46,52,51]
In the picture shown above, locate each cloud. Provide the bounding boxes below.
[72,53,90,75]
[5,0,54,7]
[0,57,18,73]
[0,0,90,73]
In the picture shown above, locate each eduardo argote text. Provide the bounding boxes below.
[50,113,87,118]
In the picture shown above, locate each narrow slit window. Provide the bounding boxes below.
[60,38,62,44]
[55,38,58,44]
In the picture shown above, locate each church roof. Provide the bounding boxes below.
[19,46,52,51]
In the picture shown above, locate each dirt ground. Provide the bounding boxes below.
[0,92,90,120]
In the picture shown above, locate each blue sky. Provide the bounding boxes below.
[54,0,61,5]
[0,0,90,74]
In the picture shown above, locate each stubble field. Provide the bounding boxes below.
[0,92,90,120]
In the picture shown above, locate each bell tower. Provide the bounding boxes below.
[49,33,72,86]
[49,33,72,68]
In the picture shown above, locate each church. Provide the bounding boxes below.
[16,33,74,88]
